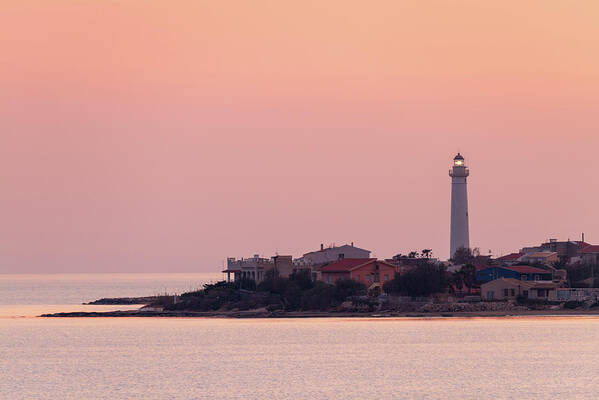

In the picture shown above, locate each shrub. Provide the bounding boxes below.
[334,279,367,302]
[564,300,584,309]
[301,282,335,310]
[289,269,314,291]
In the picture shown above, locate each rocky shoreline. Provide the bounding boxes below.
[84,297,159,305]
[40,308,599,319]
[54,294,599,319]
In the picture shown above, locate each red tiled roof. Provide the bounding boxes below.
[320,258,378,272]
[581,245,599,254]
[496,253,524,262]
[576,241,590,249]
[503,266,551,274]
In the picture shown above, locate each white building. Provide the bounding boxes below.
[449,153,470,260]
[222,254,271,283]
[295,243,371,267]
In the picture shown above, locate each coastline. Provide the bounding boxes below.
[39,309,599,319]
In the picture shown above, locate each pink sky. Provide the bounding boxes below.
[1,1,598,272]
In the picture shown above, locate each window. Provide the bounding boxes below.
[384,274,389,281]
[510,289,515,297]
[504,289,509,297]
[537,289,545,297]
[357,275,360,281]
[374,273,380,283]
[521,275,527,280]
[523,290,529,298]
[366,275,371,282]
[487,291,494,300]
[327,275,332,284]
[534,275,540,281]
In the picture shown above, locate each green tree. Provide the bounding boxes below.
[382,263,447,297]
[459,264,476,294]
[289,269,314,291]
[301,282,335,310]
[333,279,367,302]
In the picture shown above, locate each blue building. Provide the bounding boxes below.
[476,266,553,283]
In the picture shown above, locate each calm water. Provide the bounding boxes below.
[2,275,599,399]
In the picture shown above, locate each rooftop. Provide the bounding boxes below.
[504,265,552,274]
[581,245,599,254]
[303,244,370,257]
[496,253,524,262]
[320,258,384,272]
[523,252,558,259]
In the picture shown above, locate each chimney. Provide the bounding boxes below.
[338,253,345,260]
[583,233,585,242]
[351,242,354,247]
[320,243,324,251]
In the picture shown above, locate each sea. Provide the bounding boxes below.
[2,273,599,399]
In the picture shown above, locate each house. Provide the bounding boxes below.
[581,245,599,265]
[519,252,559,266]
[223,254,299,282]
[481,278,559,301]
[295,243,370,267]
[481,278,532,300]
[495,253,524,266]
[520,239,591,264]
[476,266,553,283]
[319,258,396,289]
[222,254,272,283]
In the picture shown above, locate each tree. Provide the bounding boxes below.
[452,247,474,264]
[333,279,367,302]
[421,249,432,259]
[289,269,314,291]
[382,262,447,297]
[301,282,335,310]
[451,271,464,294]
[459,264,476,294]
[383,273,402,294]
[408,251,419,259]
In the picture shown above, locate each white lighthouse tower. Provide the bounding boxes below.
[449,153,470,259]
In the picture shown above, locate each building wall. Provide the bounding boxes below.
[226,255,272,283]
[521,253,558,265]
[321,271,350,284]
[320,261,396,286]
[481,280,530,301]
[528,288,556,300]
[476,267,552,283]
[350,262,396,286]
[272,255,294,278]
[552,288,599,302]
[582,253,599,265]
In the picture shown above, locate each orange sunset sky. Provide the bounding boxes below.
[1,1,598,272]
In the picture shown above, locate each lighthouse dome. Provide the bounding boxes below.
[453,153,465,166]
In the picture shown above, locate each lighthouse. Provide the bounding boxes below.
[449,153,470,259]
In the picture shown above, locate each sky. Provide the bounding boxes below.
[1,1,598,273]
